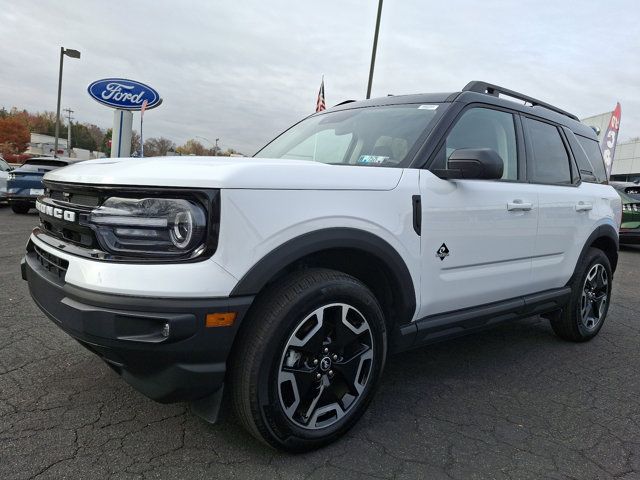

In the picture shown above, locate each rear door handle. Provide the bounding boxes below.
[507,200,533,211]
[575,202,593,212]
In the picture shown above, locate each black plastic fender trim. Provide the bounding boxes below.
[229,227,417,325]
[572,224,619,279]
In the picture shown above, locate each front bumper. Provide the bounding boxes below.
[620,228,640,245]
[7,194,36,205]
[21,244,253,405]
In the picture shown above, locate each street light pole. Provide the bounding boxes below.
[54,47,80,157]
[196,136,221,155]
[366,0,384,99]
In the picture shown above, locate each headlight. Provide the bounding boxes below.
[8,173,16,180]
[88,197,208,259]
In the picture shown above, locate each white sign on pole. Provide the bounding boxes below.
[110,109,133,158]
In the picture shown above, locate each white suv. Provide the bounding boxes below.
[23,81,621,451]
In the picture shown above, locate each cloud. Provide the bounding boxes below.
[1,0,638,154]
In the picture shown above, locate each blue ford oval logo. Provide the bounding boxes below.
[87,78,162,110]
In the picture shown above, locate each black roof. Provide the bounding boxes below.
[328,81,596,140]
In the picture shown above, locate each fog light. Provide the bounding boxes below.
[161,322,170,338]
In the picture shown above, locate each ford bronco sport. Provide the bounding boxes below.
[23,81,621,451]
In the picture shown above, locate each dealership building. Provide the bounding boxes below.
[581,112,640,182]
[27,133,106,160]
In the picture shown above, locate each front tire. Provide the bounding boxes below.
[550,248,612,342]
[230,268,387,452]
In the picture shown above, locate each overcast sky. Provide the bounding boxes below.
[1,0,638,154]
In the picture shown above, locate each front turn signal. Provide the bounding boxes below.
[205,312,237,328]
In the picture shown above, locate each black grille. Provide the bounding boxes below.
[49,189,100,207]
[39,184,100,249]
[34,245,69,279]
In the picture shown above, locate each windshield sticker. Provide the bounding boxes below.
[357,155,388,165]
[418,104,438,110]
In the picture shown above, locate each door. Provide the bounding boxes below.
[417,107,539,318]
[522,117,596,291]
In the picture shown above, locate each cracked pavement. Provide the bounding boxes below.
[2,206,640,479]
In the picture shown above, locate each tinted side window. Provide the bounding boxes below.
[563,129,598,183]
[577,135,607,183]
[441,108,518,180]
[525,118,571,184]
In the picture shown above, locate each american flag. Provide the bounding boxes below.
[316,77,326,112]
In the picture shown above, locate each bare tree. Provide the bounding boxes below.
[143,137,176,157]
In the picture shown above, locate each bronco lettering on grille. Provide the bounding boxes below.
[35,201,77,222]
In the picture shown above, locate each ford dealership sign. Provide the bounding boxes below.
[88,78,162,110]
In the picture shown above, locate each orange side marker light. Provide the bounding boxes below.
[205,312,237,328]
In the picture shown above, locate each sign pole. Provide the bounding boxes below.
[110,109,133,158]
[140,99,148,158]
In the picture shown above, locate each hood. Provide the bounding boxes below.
[43,156,404,191]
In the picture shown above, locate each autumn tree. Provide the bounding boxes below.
[175,139,208,156]
[219,148,243,156]
[0,117,30,155]
[70,123,98,151]
[85,123,105,149]
[29,111,57,135]
[143,137,176,157]
[100,129,112,154]
[130,130,141,156]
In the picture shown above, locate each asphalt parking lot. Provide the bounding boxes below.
[2,206,640,480]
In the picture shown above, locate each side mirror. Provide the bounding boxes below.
[434,148,504,180]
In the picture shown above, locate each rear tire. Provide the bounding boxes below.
[549,248,612,342]
[230,268,387,452]
[11,203,31,214]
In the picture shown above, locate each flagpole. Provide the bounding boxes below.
[139,99,148,157]
[140,113,144,157]
[313,76,324,161]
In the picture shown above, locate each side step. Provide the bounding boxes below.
[394,287,572,352]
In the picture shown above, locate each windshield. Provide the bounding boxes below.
[25,159,68,167]
[255,104,442,167]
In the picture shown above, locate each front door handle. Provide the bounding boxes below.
[575,202,593,212]
[507,200,533,211]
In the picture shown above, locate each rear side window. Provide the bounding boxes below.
[563,129,599,184]
[576,135,607,183]
[524,118,571,184]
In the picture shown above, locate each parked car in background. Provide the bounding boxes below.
[6,157,74,214]
[613,187,640,244]
[0,157,13,203]
[610,181,640,200]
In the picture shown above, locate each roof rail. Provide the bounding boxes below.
[462,81,579,121]
[333,100,357,107]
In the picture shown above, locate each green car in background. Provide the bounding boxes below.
[613,184,640,245]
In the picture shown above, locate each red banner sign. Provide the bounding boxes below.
[601,102,621,179]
